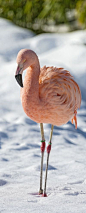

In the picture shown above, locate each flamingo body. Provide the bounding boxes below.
[16,49,81,128]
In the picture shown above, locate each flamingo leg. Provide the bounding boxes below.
[39,123,45,194]
[43,125,54,197]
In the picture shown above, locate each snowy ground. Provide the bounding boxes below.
[0,18,86,213]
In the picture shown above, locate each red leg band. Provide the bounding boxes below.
[41,141,45,153]
[47,142,51,153]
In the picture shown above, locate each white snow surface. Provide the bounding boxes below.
[0,18,86,213]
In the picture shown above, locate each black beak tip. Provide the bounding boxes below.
[15,74,23,88]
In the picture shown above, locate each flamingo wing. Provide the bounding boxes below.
[39,66,81,128]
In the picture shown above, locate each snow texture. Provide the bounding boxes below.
[0,18,86,213]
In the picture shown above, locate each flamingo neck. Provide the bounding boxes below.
[23,62,40,100]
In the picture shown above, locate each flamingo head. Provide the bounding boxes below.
[15,49,36,87]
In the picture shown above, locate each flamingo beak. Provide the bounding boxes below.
[15,65,23,87]
[15,74,23,88]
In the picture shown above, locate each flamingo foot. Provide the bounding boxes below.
[42,193,47,197]
[38,189,43,195]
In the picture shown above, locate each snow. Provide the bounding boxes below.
[0,18,86,212]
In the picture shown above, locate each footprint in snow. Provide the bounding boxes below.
[0,179,7,186]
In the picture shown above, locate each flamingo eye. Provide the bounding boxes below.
[23,59,26,63]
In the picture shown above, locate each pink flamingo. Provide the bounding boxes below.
[15,49,81,197]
